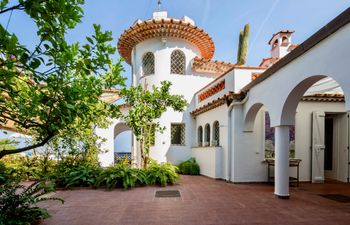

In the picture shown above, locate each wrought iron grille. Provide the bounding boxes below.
[142,52,155,76]
[204,124,210,146]
[114,152,132,164]
[171,123,185,145]
[198,126,203,146]
[171,50,186,75]
[213,121,220,146]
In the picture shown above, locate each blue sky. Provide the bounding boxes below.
[2,0,350,85]
[1,0,349,151]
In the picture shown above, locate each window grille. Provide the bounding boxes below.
[198,126,203,146]
[171,123,185,145]
[142,52,155,76]
[204,123,210,146]
[170,50,186,75]
[213,121,220,146]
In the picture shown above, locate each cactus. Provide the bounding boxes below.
[237,23,250,65]
[237,31,243,65]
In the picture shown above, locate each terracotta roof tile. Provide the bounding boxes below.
[191,92,245,117]
[118,18,215,64]
[192,57,235,75]
[259,57,280,68]
[268,30,295,44]
[301,93,344,102]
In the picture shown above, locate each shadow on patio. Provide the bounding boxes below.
[40,175,350,225]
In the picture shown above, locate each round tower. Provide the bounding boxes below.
[117,10,217,164]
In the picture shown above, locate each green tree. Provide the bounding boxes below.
[0,0,125,159]
[0,138,18,150]
[120,81,187,168]
[236,23,250,65]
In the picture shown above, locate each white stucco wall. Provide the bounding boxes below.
[233,68,265,93]
[131,37,216,165]
[244,23,350,127]
[195,67,265,109]
[229,100,348,183]
[195,72,233,107]
[96,118,126,167]
[232,105,267,182]
[194,105,228,179]
[192,146,223,178]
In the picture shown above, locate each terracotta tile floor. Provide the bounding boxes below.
[40,176,350,225]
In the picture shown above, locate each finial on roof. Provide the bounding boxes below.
[158,0,162,11]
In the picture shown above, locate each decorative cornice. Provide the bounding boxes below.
[191,92,245,117]
[118,18,215,64]
[198,80,225,102]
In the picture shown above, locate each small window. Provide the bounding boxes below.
[142,52,155,76]
[171,123,185,145]
[282,36,289,44]
[204,123,210,146]
[213,121,220,146]
[198,126,203,146]
[170,50,185,75]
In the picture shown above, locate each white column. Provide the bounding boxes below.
[274,125,290,199]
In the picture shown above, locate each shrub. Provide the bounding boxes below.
[178,158,200,175]
[48,162,101,189]
[95,161,178,190]
[145,161,178,186]
[0,162,15,185]
[2,154,57,181]
[63,165,101,188]
[0,181,63,225]
[96,164,139,190]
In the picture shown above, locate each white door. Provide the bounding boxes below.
[312,111,325,183]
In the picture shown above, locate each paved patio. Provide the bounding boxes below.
[40,175,350,225]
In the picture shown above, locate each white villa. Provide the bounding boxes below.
[96,7,350,199]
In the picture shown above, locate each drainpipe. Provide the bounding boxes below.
[227,93,249,182]
[131,47,139,167]
[347,112,349,183]
[132,47,137,86]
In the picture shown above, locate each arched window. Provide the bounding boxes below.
[272,39,278,49]
[204,123,210,146]
[282,36,289,44]
[170,50,185,75]
[213,121,220,146]
[142,52,155,76]
[198,126,203,146]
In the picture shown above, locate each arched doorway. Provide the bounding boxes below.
[114,123,132,164]
[280,76,347,183]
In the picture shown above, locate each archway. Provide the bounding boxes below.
[113,123,132,164]
[244,103,264,132]
[244,103,295,159]
[280,75,347,184]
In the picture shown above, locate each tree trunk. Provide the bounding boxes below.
[140,139,145,168]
